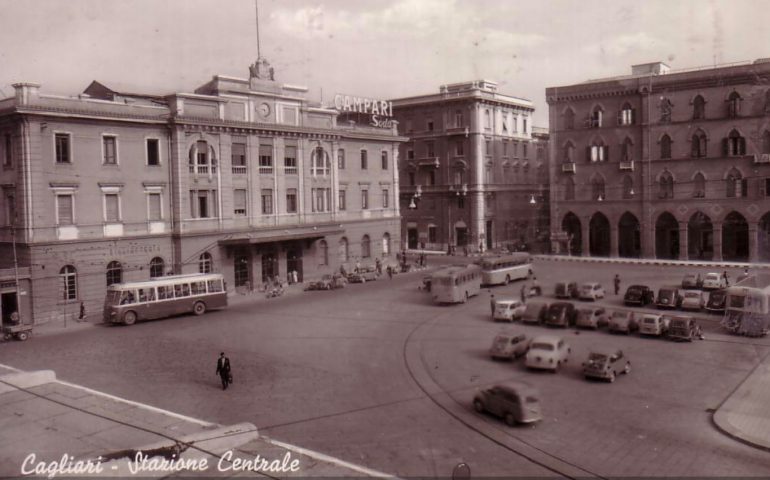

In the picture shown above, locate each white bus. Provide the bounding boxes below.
[721,274,770,336]
[431,265,482,304]
[103,273,227,325]
[480,253,533,286]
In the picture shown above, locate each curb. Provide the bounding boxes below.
[711,410,770,453]
[0,369,56,394]
[533,255,770,269]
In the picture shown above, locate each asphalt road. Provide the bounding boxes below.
[1,258,769,477]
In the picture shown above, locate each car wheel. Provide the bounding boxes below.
[123,311,137,325]
[473,400,485,413]
[609,371,616,383]
[624,363,631,375]
[17,331,29,341]
[193,301,206,316]
[504,413,517,426]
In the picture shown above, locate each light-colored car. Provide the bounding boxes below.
[525,335,571,372]
[680,290,705,310]
[702,272,727,290]
[489,331,530,360]
[575,306,608,329]
[666,315,701,342]
[579,282,605,301]
[582,348,631,383]
[639,314,670,336]
[473,382,543,425]
[521,300,549,324]
[493,299,526,322]
[608,310,638,334]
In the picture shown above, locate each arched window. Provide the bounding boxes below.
[658,171,674,199]
[189,141,216,174]
[724,129,746,157]
[318,240,328,266]
[588,139,607,163]
[619,102,634,125]
[311,147,330,176]
[199,252,212,273]
[150,257,165,278]
[622,176,634,199]
[660,134,672,159]
[563,141,575,163]
[621,137,633,161]
[693,173,706,198]
[60,265,77,301]
[106,261,122,286]
[338,237,349,262]
[589,106,603,128]
[726,168,746,198]
[361,235,371,258]
[563,108,575,130]
[692,95,706,120]
[591,175,605,200]
[691,129,707,158]
[453,166,465,185]
[564,177,575,201]
[382,233,391,257]
[727,91,741,118]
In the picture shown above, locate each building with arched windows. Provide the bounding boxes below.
[0,65,405,326]
[547,59,770,262]
[392,80,550,254]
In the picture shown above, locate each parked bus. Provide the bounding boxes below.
[480,253,533,286]
[721,274,770,337]
[103,273,227,325]
[431,265,482,304]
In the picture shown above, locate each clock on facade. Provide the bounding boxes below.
[258,103,271,118]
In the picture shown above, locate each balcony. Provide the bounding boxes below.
[445,126,469,136]
[232,166,247,175]
[258,166,274,175]
[755,153,770,164]
[561,162,576,173]
[619,160,634,171]
[417,157,440,168]
[284,166,298,175]
[189,164,217,175]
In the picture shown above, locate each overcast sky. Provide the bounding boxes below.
[1,0,768,126]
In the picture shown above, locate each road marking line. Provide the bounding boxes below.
[0,363,21,373]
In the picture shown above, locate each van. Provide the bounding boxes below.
[521,300,549,324]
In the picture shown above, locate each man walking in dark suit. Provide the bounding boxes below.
[216,352,231,390]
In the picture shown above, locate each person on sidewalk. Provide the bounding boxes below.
[737,267,750,283]
[722,271,730,287]
[216,352,231,390]
[613,274,621,295]
[520,283,527,304]
[489,292,496,319]
[78,302,86,322]
[387,265,393,280]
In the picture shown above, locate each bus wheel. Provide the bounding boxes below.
[193,301,207,316]
[123,311,137,326]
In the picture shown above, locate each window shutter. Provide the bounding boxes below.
[105,194,119,222]
[722,138,729,157]
[739,137,746,155]
[149,193,161,220]
[58,195,73,224]
[603,145,610,162]
[631,109,636,124]
[741,179,748,197]
[586,146,591,162]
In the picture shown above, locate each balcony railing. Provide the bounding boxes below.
[754,153,770,164]
[417,157,440,168]
[619,160,634,171]
[284,166,298,175]
[232,166,247,175]
[561,162,576,173]
[258,166,274,175]
[445,126,469,136]
[189,164,217,174]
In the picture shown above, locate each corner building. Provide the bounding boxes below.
[547,60,770,262]
[392,81,549,254]
[0,69,404,325]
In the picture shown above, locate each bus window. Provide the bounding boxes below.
[207,279,222,293]
[105,290,121,306]
[138,288,156,302]
[191,281,205,295]
[174,284,183,297]
[157,286,169,300]
[120,291,135,305]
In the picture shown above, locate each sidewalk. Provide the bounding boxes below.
[0,365,397,478]
[535,254,770,270]
[712,351,770,452]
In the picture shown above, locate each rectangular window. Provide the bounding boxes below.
[103,136,117,164]
[105,194,120,222]
[148,193,162,221]
[259,144,273,171]
[233,189,247,216]
[427,118,434,131]
[146,139,160,165]
[4,134,12,167]
[407,149,414,160]
[502,141,507,157]
[765,179,770,197]
[485,140,491,157]
[523,143,528,158]
[426,141,435,158]
[457,141,465,156]
[55,133,70,164]
[512,115,518,132]
[338,190,346,211]
[284,145,297,174]
[361,189,369,210]
[337,149,345,169]
[360,150,368,170]
[458,196,465,209]
[57,194,74,225]
[286,189,297,213]
[261,189,273,214]
[381,151,388,170]
[523,117,528,133]
[231,142,246,166]
[382,189,389,208]
[5,194,15,226]
[198,191,210,218]
[513,142,519,158]
[428,226,437,243]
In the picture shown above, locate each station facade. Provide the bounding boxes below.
[547,60,770,262]
[0,64,404,325]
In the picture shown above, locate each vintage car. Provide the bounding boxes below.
[623,285,655,306]
[493,299,526,322]
[705,289,727,313]
[666,315,701,342]
[656,287,683,309]
[521,300,549,325]
[305,274,345,291]
[554,281,579,299]
[582,348,631,383]
[347,269,379,283]
[578,282,605,301]
[680,290,705,311]
[545,302,577,328]
[473,382,542,425]
[575,306,608,329]
[681,273,703,290]
[702,272,727,290]
[608,310,638,334]
[489,331,530,360]
[525,335,571,372]
[421,275,432,292]
[638,314,670,336]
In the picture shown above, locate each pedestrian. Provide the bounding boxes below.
[531,277,541,296]
[355,259,361,273]
[78,302,86,322]
[375,258,382,275]
[520,283,527,303]
[489,292,496,319]
[737,267,750,283]
[722,270,730,287]
[613,274,621,295]
[387,265,393,280]
[215,352,231,390]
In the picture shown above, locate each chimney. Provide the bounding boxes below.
[12,83,41,105]
[631,62,670,76]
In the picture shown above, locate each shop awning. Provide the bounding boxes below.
[218,226,344,246]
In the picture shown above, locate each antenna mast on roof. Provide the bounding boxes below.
[255,0,261,59]
[248,0,274,81]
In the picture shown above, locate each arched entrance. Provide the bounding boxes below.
[722,211,749,262]
[655,212,679,259]
[618,212,641,258]
[589,212,610,257]
[561,212,582,256]
[760,212,770,262]
[688,211,713,260]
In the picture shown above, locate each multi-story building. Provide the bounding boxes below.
[0,61,404,325]
[547,60,770,262]
[392,80,549,254]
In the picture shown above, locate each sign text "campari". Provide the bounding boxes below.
[333,94,396,129]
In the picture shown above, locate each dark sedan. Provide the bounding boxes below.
[705,289,727,313]
[545,302,577,328]
[623,285,655,306]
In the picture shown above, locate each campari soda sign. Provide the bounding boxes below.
[334,94,395,128]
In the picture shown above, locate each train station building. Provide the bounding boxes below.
[0,60,405,326]
[547,59,770,262]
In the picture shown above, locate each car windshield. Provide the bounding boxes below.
[685,292,700,298]
[577,309,593,318]
[670,319,687,328]
[588,353,607,362]
[705,274,719,280]
[627,286,642,293]
[711,291,725,300]
[612,312,626,319]
[531,342,555,351]
[660,289,674,296]
[643,317,658,324]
